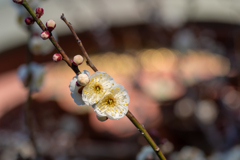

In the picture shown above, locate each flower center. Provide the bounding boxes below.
[96,86,100,91]
[108,99,113,105]
[93,84,102,94]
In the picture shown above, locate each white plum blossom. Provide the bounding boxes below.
[70,71,130,120]
[69,70,90,105]
[82,71,116,106]
[17,62,45,92]
[93,83,129,120]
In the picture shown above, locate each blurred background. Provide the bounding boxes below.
[1,0,240,159]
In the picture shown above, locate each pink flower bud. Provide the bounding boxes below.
[40,30,50,40]
[46,20,56,31]
[25,16,34,25]
[77,74,89,86]
[73,55,84,65]
[52,53,62,62]
[13,0,23,4]
[36,14,41,19]
[35,7,44,17]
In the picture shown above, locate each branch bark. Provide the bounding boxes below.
[61,14,166,160]
[60,14,98,72]
[22,0,80,75]
[20,1,166,159]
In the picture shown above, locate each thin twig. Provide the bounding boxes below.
[24,90,40,157]
[60,14,98,72]
[21,0,80,75]
[61,14,166,160]
[127,111,166,160]
[23,39,40,157]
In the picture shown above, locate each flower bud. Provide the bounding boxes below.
[96,115,108,122]
[52,53,62,62]
[25,16,34,25]
[73,55,84,65]
[46,20,56,31]
[13,0,23,4]
[40,30,50,40]
[35,7,44,18]
[77,74,89,86]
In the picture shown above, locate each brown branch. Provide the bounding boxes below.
[60,14,98,72]
[24,91,40,157]
[127,111,166,160]
[61,14,166,160]
[22,0,80,75]
[19,1,166,159]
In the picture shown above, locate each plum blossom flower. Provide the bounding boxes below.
[82,71,116,106]
[93,83,129,120]
[17,62,45,92]
[69,70,90,105]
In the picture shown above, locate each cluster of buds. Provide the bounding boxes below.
[40,20,56,40]
[24,7,44,25]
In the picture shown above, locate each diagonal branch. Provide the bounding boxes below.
[24,90,40,157]
[61,14,166,160]
[19,1,166,159]
[22,0,80,75]
[60,14,98,72]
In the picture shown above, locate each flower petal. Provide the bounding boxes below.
[94,83,129,120]
[82,71,116,106]
[69,75,85,105]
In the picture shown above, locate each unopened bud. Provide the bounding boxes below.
[77,74,89,86]
[25,16,34,25]
[52,53,62,62]
[46,20,56,31]
[96,115,108,122]
[40,30,50,40]
[73,55,84,65]
[35,7,44,18]
[13,0,23,4]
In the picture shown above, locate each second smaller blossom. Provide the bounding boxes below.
[69,70,90,105]
[93,83,129,120]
